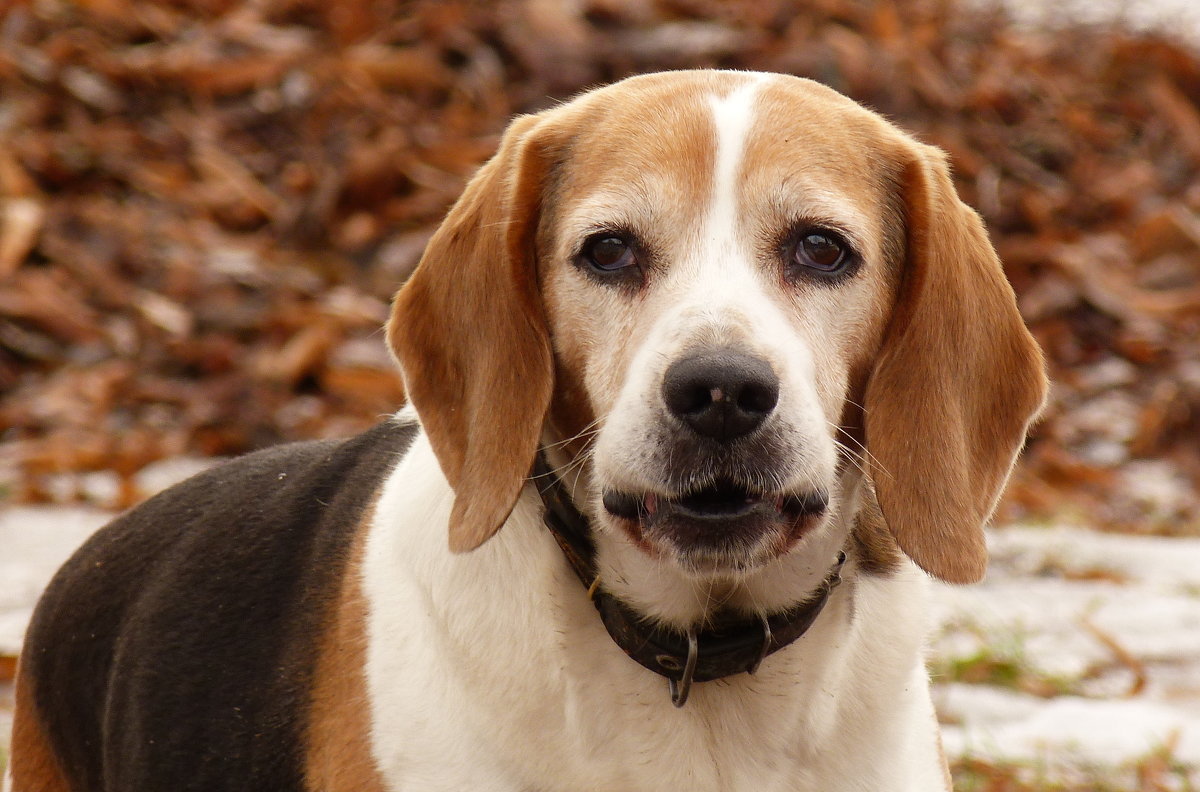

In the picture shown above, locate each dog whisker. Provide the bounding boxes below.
[826,421,891,482]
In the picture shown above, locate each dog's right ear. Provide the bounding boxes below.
[864,144,1047,584]
[387,113,561,553]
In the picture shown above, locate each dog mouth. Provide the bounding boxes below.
[602,479,828,569]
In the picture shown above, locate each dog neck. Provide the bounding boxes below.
[533,450,857,706]
[539,438,863,620]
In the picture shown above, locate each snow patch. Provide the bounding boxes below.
[931,525,1200,781]
[0,507,111,654]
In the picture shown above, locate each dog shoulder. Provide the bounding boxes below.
[15,418,418,792]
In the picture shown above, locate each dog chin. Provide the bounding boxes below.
[660,531,783,576]
[604,496,828,576]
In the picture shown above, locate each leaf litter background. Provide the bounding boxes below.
[1,0,1200,788]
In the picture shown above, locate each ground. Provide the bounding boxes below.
[3,485,1199,788]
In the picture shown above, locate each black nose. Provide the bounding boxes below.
[661,350,779,442]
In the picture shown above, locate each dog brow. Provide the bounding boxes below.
[706,75,768,253]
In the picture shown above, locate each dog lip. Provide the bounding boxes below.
[602,481,828,522]
[674,480,763,519]
[779,490,828,519]
[602,489,643,519]
[602,482,829,571]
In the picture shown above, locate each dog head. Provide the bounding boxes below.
[388,71,1046,601]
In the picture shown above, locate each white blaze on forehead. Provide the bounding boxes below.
[706,76,769,241]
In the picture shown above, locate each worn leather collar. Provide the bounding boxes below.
[532,455,846,707]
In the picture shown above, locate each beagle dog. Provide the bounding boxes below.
[9,70,1047,792]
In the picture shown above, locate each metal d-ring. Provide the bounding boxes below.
[828,551,847,591]
[747,612,773,675]
[667,627,699,708]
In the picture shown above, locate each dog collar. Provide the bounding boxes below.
[532,455,846,707]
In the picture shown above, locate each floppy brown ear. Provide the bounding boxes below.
[387,114,557,553]
[864,146,1047,584]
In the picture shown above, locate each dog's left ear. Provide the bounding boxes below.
[865,144,1048,584]
[387,113,560,553]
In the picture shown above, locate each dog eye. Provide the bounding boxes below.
[792,231,847,273]
[582,235,637,273]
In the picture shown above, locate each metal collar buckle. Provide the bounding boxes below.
[663,551,845,707]
[747,613,773,675]
[666,628,699,708]
[534,452,851,710]
[665,611,775,707]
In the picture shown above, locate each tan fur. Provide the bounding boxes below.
[365,71,1044,790]
[387,114,560,553]
[934,703,954,788]
[850,480,904,576]
[536,76,722,456]
[863,149,1048,584]
[388,70,1046,584]
[388,74,727,550]
[304,510,387,792]
[9,658,72,792]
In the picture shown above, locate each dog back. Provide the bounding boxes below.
[16,420,415,791]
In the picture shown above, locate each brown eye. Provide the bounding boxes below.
[582,234,636,272]
[794,232,846,272]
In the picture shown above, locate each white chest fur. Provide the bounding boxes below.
[361,434,948,792]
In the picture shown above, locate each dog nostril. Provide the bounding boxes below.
[672,383,715,416]
[738,380,779,415]
[662,350,779,442]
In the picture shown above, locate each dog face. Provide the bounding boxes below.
[388,71,1046,597]
[538,76,901,577]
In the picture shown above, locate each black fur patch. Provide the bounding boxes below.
[20,419,417,792]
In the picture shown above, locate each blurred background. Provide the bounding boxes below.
[1,0,1199,788]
